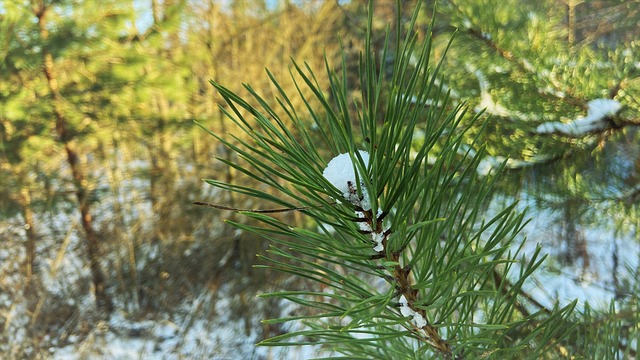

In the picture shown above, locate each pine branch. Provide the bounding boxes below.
[360,207,455,357]
[195,1,594,357]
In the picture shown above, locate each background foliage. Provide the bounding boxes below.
[0,0,638,358]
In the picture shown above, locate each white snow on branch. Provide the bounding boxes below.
[471,67,511,118]
[536,99,621,136]
[402,77,460,107]
[477,156,531,176]
[476,155,554,177]
[467,65,536,120]
[355,208,389,253]
[399,295,427,328]
[406,95,445,108]
[324,151,389,253]
[477,156,506,177]
[371,232,385,253]
[323,151,371,210]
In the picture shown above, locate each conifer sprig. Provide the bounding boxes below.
[198,1,577,358]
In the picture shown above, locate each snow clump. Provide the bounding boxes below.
[323,151,389,253]
[322,150,371,210]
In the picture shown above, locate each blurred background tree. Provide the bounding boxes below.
[424,0,639,295]
[424,2,640,355]
[0,0,638,358]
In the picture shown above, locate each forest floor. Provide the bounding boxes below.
[2,193,637,359]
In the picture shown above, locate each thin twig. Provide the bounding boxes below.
[193,201,315,213]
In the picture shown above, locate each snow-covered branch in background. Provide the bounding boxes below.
[467,64,511,117]
[535,99,622,136]
[466,64,537,121]
[407,95,445,108]
[403,77,460,108]
[477,156,526,177]
[459,144,552,176]
[473,98,624,176]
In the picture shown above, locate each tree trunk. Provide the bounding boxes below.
[20,186,37,280]
[19,182,43,319]
[34,3,113,313]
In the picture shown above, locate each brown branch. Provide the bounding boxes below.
[492,269,550,317]
[358,208,455,358]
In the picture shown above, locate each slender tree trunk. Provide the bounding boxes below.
[19,181,43,326]
[151,0,162,24]
[20,186,37,280]
[18,182,47,342]
[567,0,576,47]
[34,3,113,313]
[561,202,590,273]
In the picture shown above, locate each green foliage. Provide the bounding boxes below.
[1,0,637,357]
[430,0,640,231]
[564,300,638,358]
[200,3,580,358]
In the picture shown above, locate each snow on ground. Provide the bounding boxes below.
[3,155,637,358]
[42,192,637,359]
[49,287,325,360]
[491,192,639,312]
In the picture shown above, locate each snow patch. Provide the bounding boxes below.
[399,295,427,328]
[467,65,536,120]
[406,94,444,108]
[371,232,385,253]
[355,208,389,253]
